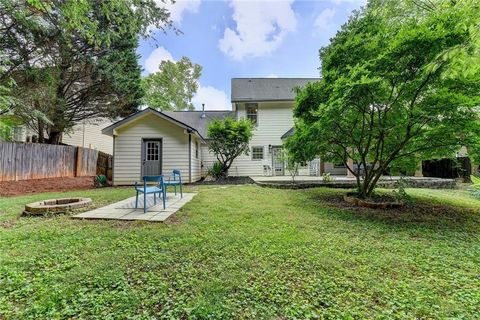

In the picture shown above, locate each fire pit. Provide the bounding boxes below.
[24,198,92,215]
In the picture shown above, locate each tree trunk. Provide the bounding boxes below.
[47,130,62,144]
[37,118,45,143]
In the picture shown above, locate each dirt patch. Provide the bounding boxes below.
[343,193,404,209]
[0,176,94,197]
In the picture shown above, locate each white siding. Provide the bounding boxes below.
[229,101,294,176]
[191,136,202,182]
[198,101,347,177]
[62,118,113,154]
[324,163,348,175]
[201,144,217,177]
[113,113,193,185]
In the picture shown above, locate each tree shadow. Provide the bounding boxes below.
[309,192,480,236]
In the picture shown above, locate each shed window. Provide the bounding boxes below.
[246,103,258,125]
[146,141,159,161]
[252,146,264,160]
[195,141,199,158]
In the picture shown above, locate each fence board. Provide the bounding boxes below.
[96,151,113,180]
[0,142,99,181]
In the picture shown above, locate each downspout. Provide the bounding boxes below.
[112,135,115,186]
[188,133,192,183]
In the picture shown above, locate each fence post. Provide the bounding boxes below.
[74,147,79,177]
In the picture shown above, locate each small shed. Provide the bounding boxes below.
[102,108,234,185]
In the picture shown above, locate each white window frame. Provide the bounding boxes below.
[246,103,258,126]
[251,146,264,161]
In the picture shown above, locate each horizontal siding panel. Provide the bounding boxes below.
[113,113,192,185]
[63,118,113,154]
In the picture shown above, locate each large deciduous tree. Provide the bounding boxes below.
[142,57,202,111]
[207,117,253,178]
[289,0,480,198]
[0,0,172,144]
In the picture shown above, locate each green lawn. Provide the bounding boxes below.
[1,185,479,319]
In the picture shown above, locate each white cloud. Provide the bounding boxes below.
[192,85,231,111]
[266,74,279,78]
[144,46,175,74]
[332,0,366,3]
[159,0,201,24]
[313,8,336,35]
[219,0,297,61]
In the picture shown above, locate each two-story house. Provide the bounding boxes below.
[102,78,348,185]
[9,118,114,154]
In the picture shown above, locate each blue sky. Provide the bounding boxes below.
[138,0,366,110]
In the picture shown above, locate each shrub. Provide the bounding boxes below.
[469,175,480,199]
[208,162,224,180]
[322,173,335,183]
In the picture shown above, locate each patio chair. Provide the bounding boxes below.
[135,175,166,213]
[164,169,183,198]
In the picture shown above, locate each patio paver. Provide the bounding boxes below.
[72,192,196,222]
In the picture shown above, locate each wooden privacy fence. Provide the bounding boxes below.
[0,142,101,182]
[422,157,471,179]
[96,151,113,181]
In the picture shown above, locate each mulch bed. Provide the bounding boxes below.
[0,176,94,197]
[313,192,475,227]
[190,176,254,186]
[343,193,404,209]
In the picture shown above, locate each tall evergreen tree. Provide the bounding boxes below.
[0,0,173,143]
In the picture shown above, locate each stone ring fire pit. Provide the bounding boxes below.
[24,198,92,215]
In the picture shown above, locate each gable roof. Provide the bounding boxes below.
[281,127,295,140]
[163,110,236,138]
[101,108,235,140]
[231,78,319,102]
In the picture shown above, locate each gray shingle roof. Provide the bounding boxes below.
[231,78,319,102]
[163,111,236,138]
[102,108,235,139]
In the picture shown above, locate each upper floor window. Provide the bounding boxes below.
[246,103,258,125]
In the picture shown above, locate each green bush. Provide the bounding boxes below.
[321,173,335,183]
[208,162,224,180]
[469,175,480,199]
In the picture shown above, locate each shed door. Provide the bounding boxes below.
[142,139,162,176]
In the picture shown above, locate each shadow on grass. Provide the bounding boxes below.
[309,191,480,235]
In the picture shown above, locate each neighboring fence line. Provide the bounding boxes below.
[96,151,113,181]
[0,142,111,182]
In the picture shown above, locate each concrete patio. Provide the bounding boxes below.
[72,192,196,222]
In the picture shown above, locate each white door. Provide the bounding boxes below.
[272,147,284,176]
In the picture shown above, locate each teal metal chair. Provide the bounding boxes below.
[164,169,183,198]
[135,175,166,213]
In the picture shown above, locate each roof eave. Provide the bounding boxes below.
[101,108,202,138]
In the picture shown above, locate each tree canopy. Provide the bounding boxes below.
[0,0,173,143]
[142,57,202,111]
[288,0,480,198]
[207,117,253,178]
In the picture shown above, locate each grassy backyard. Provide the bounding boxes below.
[1,185,479,319]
